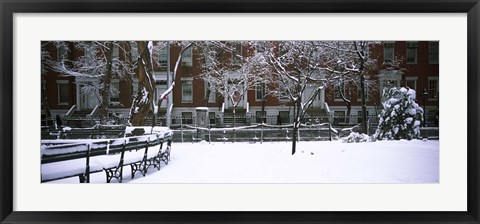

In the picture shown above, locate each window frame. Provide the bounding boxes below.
[427,77,439,101]
[130,42,138,62]
[110,80,120,104]
[405,76,418,99]
[357,83,369,102]
[357,110,370,124]
[159,47,168,67]
[231,42,242,64]
[56,80,69,105]
[56,44,67,62]
[334,84,345,102]
[406,42,418,64]
[429,41,439,64]
[112,45,119,59]
[255,83,266,102]
[181,79,193,103]
[204,82,216,103]
[181,112,193,124]
[181,47,193,67]
[255,42,266,53]
[334,110,346,125]
[383,42,395,63]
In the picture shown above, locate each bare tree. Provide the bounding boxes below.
[198,41,277,140]
[154,42,194,126]
[41,41,54,125]
[266,41,332,155]
[248,41,280,123]
[317,41,392,133]
[49,41,135,125]
[129,41,156,126]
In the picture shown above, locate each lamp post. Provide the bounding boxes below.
[421,89,428,127]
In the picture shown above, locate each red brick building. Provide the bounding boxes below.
[41,41,439,127]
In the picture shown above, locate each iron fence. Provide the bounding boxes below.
[42,113,439,130]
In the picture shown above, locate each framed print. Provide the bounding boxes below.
[1,0,479,223]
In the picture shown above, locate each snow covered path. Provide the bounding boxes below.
[49,140,438,184]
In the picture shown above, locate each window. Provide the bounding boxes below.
[56,44,67,62]
[155,80,168,107]
[278,82,290,102]
[278,111,290,124]
[110,80,120,103]
[232,43,242,64]
[382,79,399,92]
[57,80,69,105]
[182,47,192,66]
[256,111,267,123]
[204,82,215,103]
[159,47,168,67]
[130,42,138,62]
[132,78,139,97]
[182,80,193,103]
[357,110,370,124]
[182,112,193,124]
[429,41,439,64]
[256,84,266,101]
[357,84,369,102]
[405,78,417,91]
[112,45,119,59]
[83,42,96,59]
[428,78,439,100]
[334,111,346,125]
[204,52,214,66]
[405,77,417,99]
[383,42,394,63]
[406,42,417,64]
[334,84,344,101]
[209,112,216,125]
[256,42,266,53]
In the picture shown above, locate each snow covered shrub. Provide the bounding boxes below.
[374,87,423,140]
[342,132,371,143]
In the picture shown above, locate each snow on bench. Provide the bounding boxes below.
[41,157,103,182]
[41,127,173,183]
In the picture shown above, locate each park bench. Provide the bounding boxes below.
[41,131,172,183]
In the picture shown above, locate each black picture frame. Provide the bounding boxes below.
[1,0,479,223]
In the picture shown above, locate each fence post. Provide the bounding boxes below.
[223,130,227,144]
[181,124,184,143]
[329,123,332,142]
[367,117,370,135]
[285,129,289,143]
[260,123,264,144]
[208,127,211,144]
[298,127,301,142]
[84,143,91,183]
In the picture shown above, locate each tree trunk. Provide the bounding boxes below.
[360,74,367,134]
[339,83,351,124]
[291,98,301,155]
[98,41,113,125]
[233,107,236,142]
[354,42,368,134]
[41,75,52,126]
[205,86,211,106]
[261,96,267,123]
[129,41,155,126]
[345,101,351,124]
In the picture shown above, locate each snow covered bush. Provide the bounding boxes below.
[374,87,423,140]
[342,132,371,143]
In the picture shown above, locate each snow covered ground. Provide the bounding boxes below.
[47,140,439,184]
